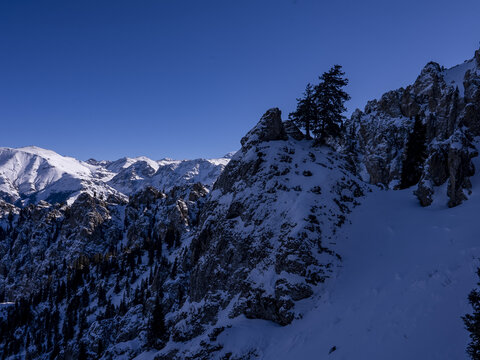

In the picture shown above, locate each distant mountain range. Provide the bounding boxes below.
[0,146,232,205]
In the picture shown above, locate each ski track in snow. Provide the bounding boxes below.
[213,160,480,360]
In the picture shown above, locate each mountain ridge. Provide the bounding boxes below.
[0,146,231,206]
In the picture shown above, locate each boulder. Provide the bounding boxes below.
[240,108,287,150]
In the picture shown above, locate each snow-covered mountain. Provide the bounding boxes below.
[0,48,480,360]
[0,146,231,206]
[107,156,231,196]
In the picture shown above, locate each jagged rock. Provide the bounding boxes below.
[212,153,262,194]
[106,192,129,205]
[425,149,449,186]
[188,183,209,202]
[463,61,480,135]
[446,138,477,207]
[240,108,288,150]
[65,193,109,238]
[129,186,165,208]
[415,179,434,207]
[241,290,295,326]
[345,48,480,207]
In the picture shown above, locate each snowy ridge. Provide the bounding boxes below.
[442,58,478,96]
[108,157,230,196]
[0,146,110,205]
[0,146,231,205]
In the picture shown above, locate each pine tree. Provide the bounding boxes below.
[77,311,88,340]
[170,258,178,279]
[97,284,106,307]
[165,226,177,249]
[146,296,167,348]
[464,268,480,359]
[399,115,427,189]
[313,65,350,140]
[81,287,89,308]
[289,83,317,139]
[114,275,121,294]
[78,341,88,360]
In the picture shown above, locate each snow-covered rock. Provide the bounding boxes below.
[344,48,480,207]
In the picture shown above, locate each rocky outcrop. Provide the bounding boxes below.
[415,179,434,207]
[240,108,288,150]
[345,48,480,206]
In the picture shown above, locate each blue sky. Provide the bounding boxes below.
[1,0,479,160]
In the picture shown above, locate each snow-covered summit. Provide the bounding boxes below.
[0,146,103,204]
[0,146,231,205]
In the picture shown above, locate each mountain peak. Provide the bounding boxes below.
[0,146,230,206]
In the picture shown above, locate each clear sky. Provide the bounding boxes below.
[1,0,479,160]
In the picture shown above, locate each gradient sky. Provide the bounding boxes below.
[1,0,480,160]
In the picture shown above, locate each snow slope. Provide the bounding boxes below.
[0,146,110,204]
[443,58,477,96]
[108,157,231,195]
[204,152,480,359]
[0,146,231,205]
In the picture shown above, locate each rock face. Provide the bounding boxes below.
[240,107,288,149]
[345,49,480,206]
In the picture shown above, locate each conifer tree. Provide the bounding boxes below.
[313,65,350,140]
[399,114,427,189]
[289,83,317,139]
[97,285,106,307]
[464,268,480,359]
[78,341,88,360]
[146,296,167,348]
